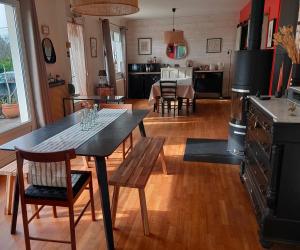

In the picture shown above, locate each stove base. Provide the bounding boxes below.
[228,122,246,156]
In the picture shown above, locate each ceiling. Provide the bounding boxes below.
[126,0,249,20]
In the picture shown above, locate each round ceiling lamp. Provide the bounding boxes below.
[70,0,139,16]
[164,8,184,44]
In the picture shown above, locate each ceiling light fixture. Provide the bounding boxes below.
[164,8,184,44]
[70,0,139,16]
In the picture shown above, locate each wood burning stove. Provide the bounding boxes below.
[227,0,273,156]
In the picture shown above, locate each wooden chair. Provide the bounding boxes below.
[159,80,179,117]
[109,137,167,235]
[82,103,133,167]
[101,103,133,159]
[16,148,96,250]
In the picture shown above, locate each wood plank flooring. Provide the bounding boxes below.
[0,99,298,250]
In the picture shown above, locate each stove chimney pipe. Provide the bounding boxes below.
[248,0,265,50]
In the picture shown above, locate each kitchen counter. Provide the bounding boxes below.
[128,72,161,75]
[194,70,224,73]
[250,96,300,123]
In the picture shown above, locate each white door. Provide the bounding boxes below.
[0,0,34,167]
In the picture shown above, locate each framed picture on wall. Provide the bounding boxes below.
[138,38,152,55]
[90,37,97,58]
[267,19,276,48]
[206,38,222,53]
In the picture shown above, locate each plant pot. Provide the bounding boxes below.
[2,103,20,118]
[291,64,300,86]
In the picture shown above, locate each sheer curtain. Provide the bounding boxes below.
[19,0,52,126]
[67,22,87,96]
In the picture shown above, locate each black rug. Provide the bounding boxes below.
[184,138,243,165]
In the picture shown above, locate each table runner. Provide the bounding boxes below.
[31,109,127,152]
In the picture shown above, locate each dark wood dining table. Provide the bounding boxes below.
[0,109,149,250]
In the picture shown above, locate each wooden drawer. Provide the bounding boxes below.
[243,167,264,220]
[246,147,269,189]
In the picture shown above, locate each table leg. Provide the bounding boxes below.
[72,100,75,114]
[139,121,146,137]
[63,98,66,117]
[94,157,115,250]
[11,175,19,234]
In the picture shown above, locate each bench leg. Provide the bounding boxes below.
[5,176,15,215]
[111,186,120,228]
[160,149,168,175]
[31,205,40,219]
[82,156,89,168]
[138,189,150,236]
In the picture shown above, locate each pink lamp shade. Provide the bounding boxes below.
[164,30,184,44]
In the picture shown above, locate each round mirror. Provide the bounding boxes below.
[166,43,188,59]
[42,38,56,64]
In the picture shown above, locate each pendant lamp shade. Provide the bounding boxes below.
[70,0,139,16]
[164,8,184,44]
[164,30,184,44]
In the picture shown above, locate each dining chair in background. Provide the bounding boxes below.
[159,80,179,117]
[16,148,96,250]
[100,103,133,159]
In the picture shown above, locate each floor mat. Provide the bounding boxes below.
[184,138,243,165]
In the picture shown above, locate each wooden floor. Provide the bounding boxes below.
[0,99,298,250]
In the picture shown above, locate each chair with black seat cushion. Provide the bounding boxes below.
[159,80,178,117]
[16,148,96,250]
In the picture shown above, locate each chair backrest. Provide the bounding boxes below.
[159,80,177,98]
[16,148,76,192]
[100,103,133,110]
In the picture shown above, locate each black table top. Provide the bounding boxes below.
[0,109,149,157]
[64,95,125,101]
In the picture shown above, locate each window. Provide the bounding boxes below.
[67,22,87,96]
[0,1,31,134]
[111,31,124,77]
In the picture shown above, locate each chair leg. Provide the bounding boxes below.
[69,205,76,250]
[160,149,168,175]
[89,179,96,221]
[162,102,164,116]
[187,99,190,115]
[53,206,58,218]
[5,175,15,215]
[138,189,150,236]
[130,133,133,150]
[111,186,120,228]
[122,141,126,160]
[20,202,31,249]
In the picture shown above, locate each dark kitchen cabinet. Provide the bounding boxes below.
[128,73,160,99]
[194,71,223,98]
[128,74,144,99]
[242,96,300,248]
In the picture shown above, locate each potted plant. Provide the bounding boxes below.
[1,65,19,118]
[273,26,300,87]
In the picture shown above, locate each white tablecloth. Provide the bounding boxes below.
[148,78,195,104]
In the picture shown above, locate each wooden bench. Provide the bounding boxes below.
[109,137,167,235]
[0,161,29,214]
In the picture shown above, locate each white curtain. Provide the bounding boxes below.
[67,22,87,96]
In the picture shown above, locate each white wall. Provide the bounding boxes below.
[35,0,107,95]
[35,0,72,84]
[126,13,239,97]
